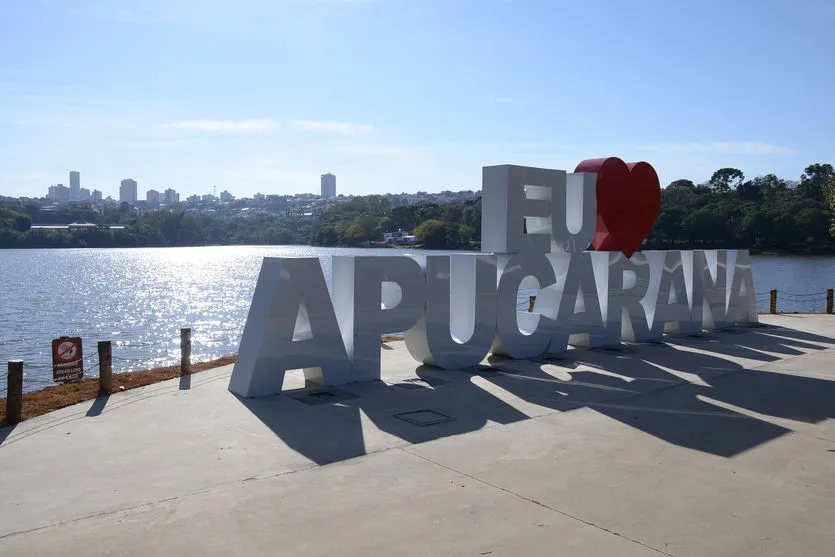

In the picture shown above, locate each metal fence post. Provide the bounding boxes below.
[770,290,777,314]
[827,289,833,314]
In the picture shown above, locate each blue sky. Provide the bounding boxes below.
[1,0,834,199]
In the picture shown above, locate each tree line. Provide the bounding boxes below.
[1,162,833,252]
[646,163,834,252]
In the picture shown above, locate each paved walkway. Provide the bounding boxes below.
[1,315,834,556]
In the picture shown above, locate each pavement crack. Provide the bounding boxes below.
[399,447,676,557]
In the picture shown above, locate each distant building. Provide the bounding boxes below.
[163,188,180,204]
[201,194,215,202]
[48,184,69,202]
[320,173,336,198]
[120,179,138,204]
[92,189,103,203]
[69,171,80,201]
[186,194,201,204]
[79,188,91,202]
[383,230,418,245]
[220,190,234,203]
[146,189,161,205]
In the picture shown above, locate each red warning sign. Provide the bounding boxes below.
[52,337,84,382]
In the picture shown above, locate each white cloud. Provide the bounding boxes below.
[335,144,406,156]
[294,120,375,135]
[113,138,205,149]
[639,141,795,157]
[161,119,281,133]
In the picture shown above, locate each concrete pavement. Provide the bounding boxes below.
[1,315,834,556]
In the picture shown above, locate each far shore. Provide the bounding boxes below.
[2,242,835,256]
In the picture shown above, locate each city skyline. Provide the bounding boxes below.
[36,170,343,203]
[2,0,834,199]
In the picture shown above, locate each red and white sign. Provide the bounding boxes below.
[52,337,84,382]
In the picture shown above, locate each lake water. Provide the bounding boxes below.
[1,246,833,395]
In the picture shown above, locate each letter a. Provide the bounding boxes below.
[229,258,352,398]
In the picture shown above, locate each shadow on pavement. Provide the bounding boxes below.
[0,423,15,446]
[85,394,110,417]
[235,325,835,464]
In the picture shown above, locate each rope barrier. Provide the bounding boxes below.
[775,290,827,297]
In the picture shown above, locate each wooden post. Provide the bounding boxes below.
[180,328,192,376]
[770,290,778,314]
[528,295,536,312]
[4,360,23,426]
[97,341,112,396]
[827,289,833,314]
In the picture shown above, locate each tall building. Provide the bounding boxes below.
[320,173,336,198]
[120,179,138,204]
[92,190,103,203]
[146,189,161,205]
[163,188,180,204]
[69,171,80,201]
[48,184,69,202]
[220,190,234,203]
[79,187,91,202]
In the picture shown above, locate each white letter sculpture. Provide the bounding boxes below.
[332,256,426,382]
[229,258,352,398]
[229,159,759,398]
[405,254,497,368]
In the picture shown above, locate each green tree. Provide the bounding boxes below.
[414,219,447,249]
[709,168,745,192]
[667,179,696,189]
[824,175,835,238]
[799,163,834,203]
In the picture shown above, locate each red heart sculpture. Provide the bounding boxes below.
[575,157,661,258]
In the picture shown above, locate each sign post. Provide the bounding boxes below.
[52,337,84,382]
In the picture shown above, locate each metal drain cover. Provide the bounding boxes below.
[394,410,455,426]
[287,387,357,406]
[391,376,450,390]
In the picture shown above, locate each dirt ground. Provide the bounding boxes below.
[1,338,406,425]
[0,355,237,424]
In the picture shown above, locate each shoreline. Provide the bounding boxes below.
[2,316,830,425]
[1,355,236,424]
[1,336,406,425]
